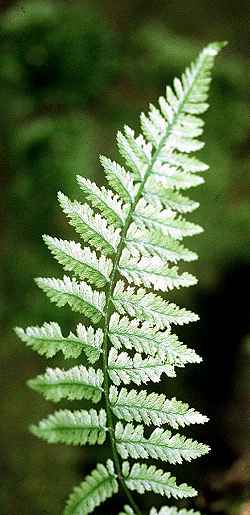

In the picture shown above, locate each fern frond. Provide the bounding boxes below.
[126,224,197,262]
[64,460,118,515]
[110,387,208,428]
[100,155,138,204]
[134,199,203,240]
[108,349,175,386]
[122,461,197,498]
[116,423,209,463]
[43,236,112,287]
[58,192,120,255]
[108,313,201,364]
[117,125,152,180]
[28,366,104,403]
[112,281,198,328]
[149,165,204,189]
[144,187,199,213]
[15,322,103,362]
[160,151,208,173]
[18,41,225,513]
[119,249,197,291]
[31,408,107,446]
[77,175,128,227]
[36,276,105,322]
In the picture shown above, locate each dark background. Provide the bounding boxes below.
[1,1,250,514]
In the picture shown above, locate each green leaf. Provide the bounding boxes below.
[43,235,112,287]
[149,166,204,190]
[108,349,175,386]
[122,461,197,498]
[126,224,197,263]
[110,387,208,428]
[77,175,128,227]
[36,276,105,322]
[58,192,120,255]
[100,155,138,204]
[117,125,152,180]
[108,313,201,364]
[28,366,104,403]
[15,322,103,362]
[116,422,209,463]
[134,199,203,240]
[31,409,107,446]
[112,281,199,329]
[64,460,118,515]
[119,249,197,292]
[144,187,199,213]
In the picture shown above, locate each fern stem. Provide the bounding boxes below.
[101,51,209,514]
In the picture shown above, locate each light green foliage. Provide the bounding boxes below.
[122,461,197,498]
[64,460,118,515]
[36,276,105,322]
[31,409,107,445]
[108,348,176,385]
[44,236,112,287]
[28,366,103,403]
[115,422,209,463]
[110,387,208,428]
[16,42,224,513]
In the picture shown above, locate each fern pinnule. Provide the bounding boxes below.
[16,41,226,514]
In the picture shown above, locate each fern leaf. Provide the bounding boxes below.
[149,165,204,189]
[112,281,198,328]
[36,276,105,322]
[150,507,201,515]
[17,41,225,513]
[108,349,175,386]
[134,199,203,240]
[77,175,128,227]
[110,387,208,428]
[64,460,118,515]
[122,461,197,498]
[126,224,197,262]
[100,155,138,204]
[117,125,152,180]
[108,313,201,364]
[145,187,199,213]
[115,422,209,463]
[28,366,103,403]
[15,322,103,362]
[160,151,208,173]
[119,249,197,291]
[43,236,112,287]
[31,409,107,446]
[58,192,120,255]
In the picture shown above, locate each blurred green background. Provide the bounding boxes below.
[1,1,250,514]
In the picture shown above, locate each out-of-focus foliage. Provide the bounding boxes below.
[0,0,249,514]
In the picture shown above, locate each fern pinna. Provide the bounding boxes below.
[16,42,225,514]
